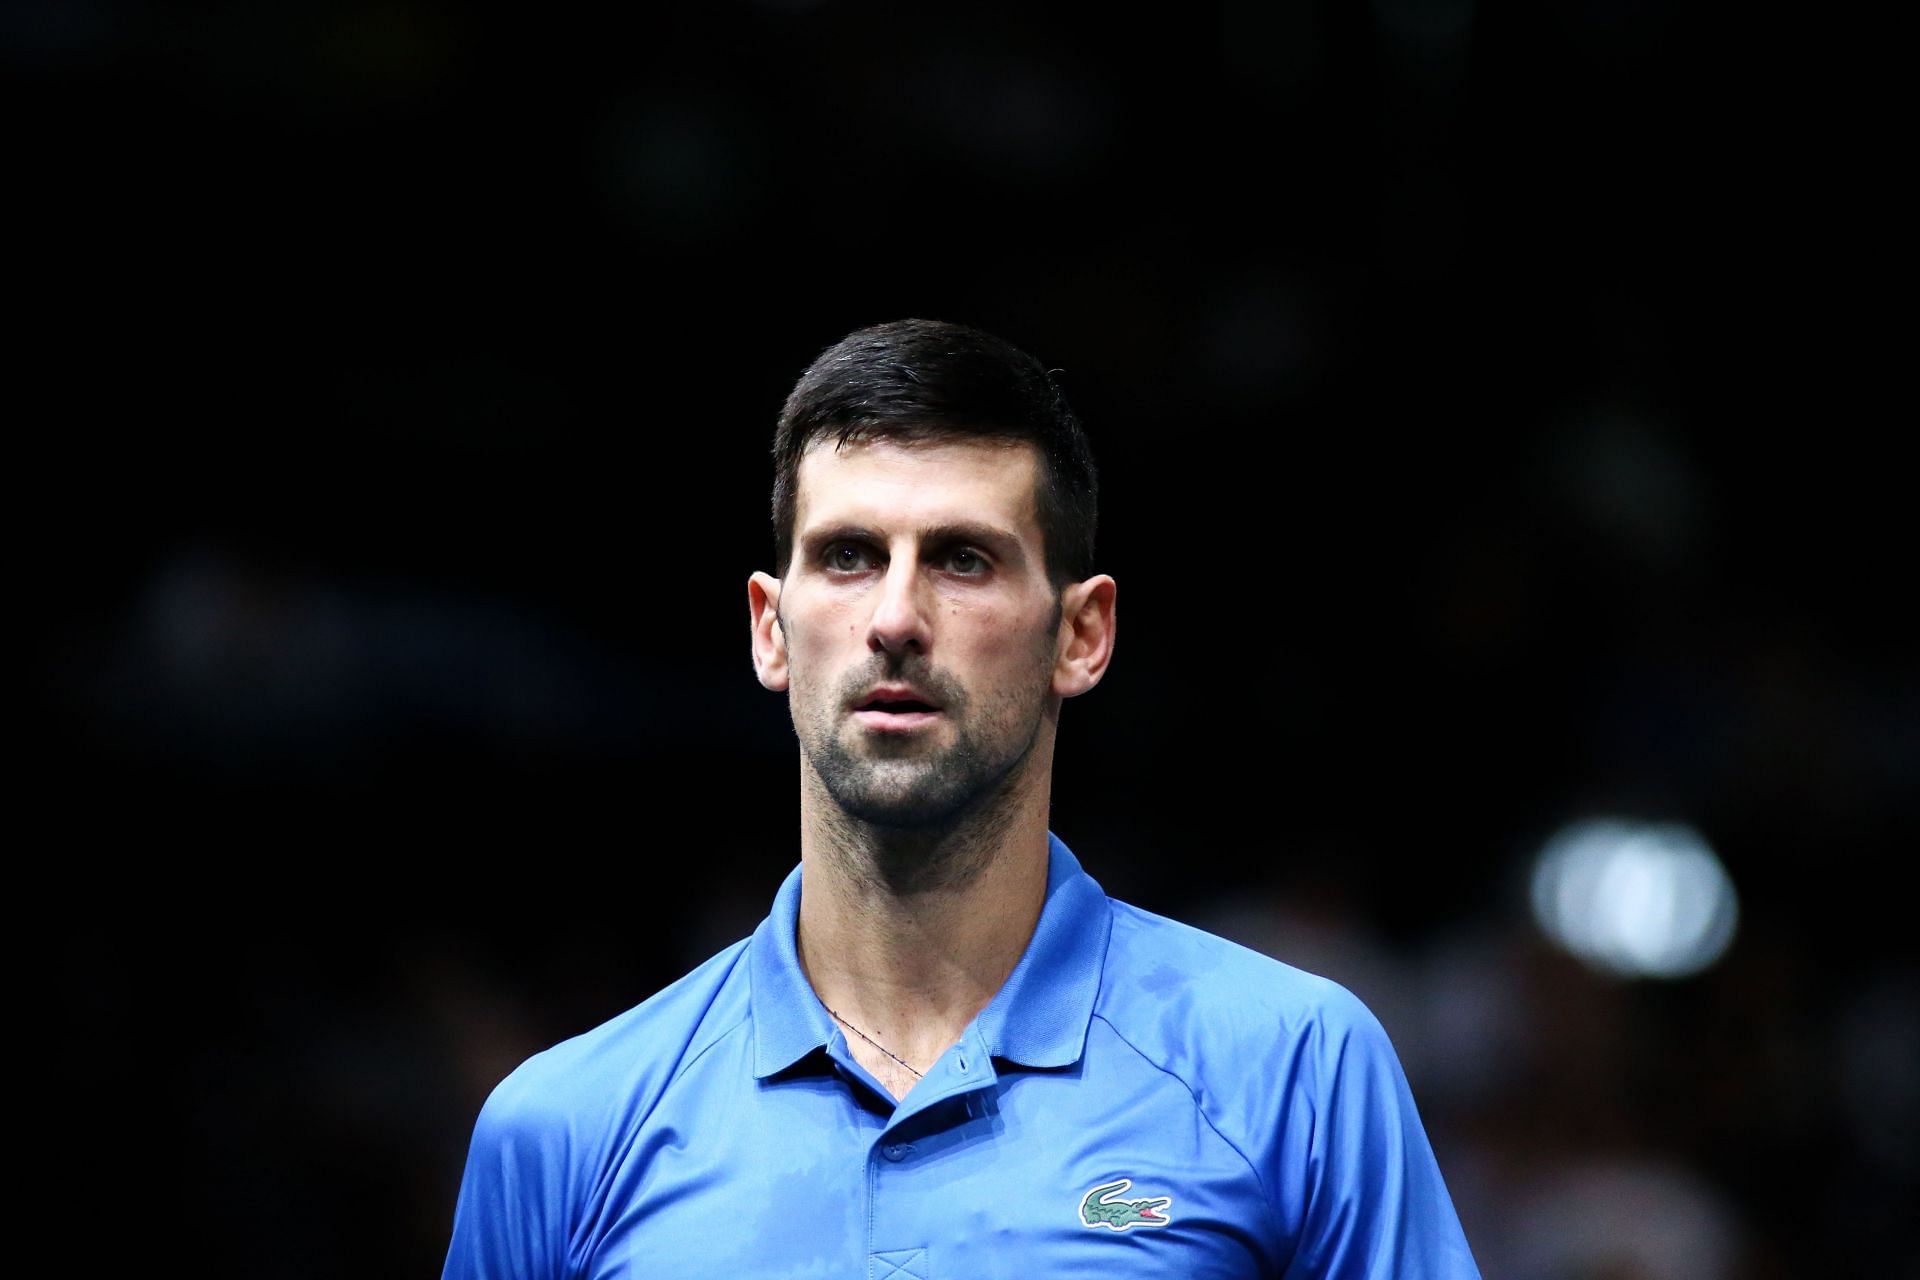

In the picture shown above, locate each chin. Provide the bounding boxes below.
[829,777,974,830]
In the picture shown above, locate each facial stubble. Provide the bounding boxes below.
[779,598,1062,840]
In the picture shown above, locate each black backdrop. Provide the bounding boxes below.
[25,2,1910,1276]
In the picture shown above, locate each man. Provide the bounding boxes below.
[441,319,1480,1278]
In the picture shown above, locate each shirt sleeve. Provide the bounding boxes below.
[441,1070,575,1280]
[1280,990,1481,1280]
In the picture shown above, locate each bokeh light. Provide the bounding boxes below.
[1530,818,1739,980]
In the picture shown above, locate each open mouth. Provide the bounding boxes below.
[853,692,943,730]
[859,698,939,714]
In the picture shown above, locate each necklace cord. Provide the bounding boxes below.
[826,1007,925,1079]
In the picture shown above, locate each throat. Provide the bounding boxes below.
[794,816,1053,1096]
[817,795,1021,898]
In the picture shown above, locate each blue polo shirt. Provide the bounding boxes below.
[442,833,1480,1279]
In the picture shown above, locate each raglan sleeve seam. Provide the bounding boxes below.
[1091,1010,1290,1250]
[1285,986,1482,1279]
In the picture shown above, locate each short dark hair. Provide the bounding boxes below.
[772,319,1098,588]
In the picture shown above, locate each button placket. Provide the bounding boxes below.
[869,1132,927,1279]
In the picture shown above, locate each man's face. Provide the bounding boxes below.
[760,436,1067,829]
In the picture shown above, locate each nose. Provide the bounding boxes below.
[867,555,933,657]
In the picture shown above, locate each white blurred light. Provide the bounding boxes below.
[1530,818,1739,979]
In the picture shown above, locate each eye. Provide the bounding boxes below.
[825,542,875,572]
[946,547,988,575]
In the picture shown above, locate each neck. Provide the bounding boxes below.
[794,758,1054,1079]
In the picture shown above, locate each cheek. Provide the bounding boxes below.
[963,614,1057,684]
[783,622,853,705]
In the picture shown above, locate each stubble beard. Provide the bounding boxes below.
[783,609,1059,890]
[808,681,1039,830]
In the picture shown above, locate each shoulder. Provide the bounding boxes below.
[445,938,758,1279]
[1091,898,1476,1272]
[1091,895,1404,1157]
[475,936,754,1157]
[1098,896,1384,1058]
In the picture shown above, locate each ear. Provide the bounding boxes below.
[1052,574,1117,698]
[749,570,789,691]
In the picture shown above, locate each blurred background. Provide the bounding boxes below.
[22,1,1911,1276]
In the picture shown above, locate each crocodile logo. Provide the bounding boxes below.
[1079,1178,1173,1231]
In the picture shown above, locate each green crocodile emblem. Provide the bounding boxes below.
[1079,1178,1173,1231]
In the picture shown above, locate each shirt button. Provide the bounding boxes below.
[881,1143,913,1162]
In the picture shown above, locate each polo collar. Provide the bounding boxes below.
[748,831,1112,1079]
[975,832,1112,1067]
[748,856,829,1079]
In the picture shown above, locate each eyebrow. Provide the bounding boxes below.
[800,522,1028,563]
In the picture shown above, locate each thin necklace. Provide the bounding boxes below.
[826,1006,923,1079]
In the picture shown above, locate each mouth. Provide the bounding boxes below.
[852,688,943,731]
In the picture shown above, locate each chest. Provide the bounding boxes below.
[576,1058,1281,1280]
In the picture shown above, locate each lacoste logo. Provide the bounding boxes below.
[1078,1178,1173,1231]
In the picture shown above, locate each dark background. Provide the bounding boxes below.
[23,1,1911,1276]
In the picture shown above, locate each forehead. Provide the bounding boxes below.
[793,436,1044,539]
